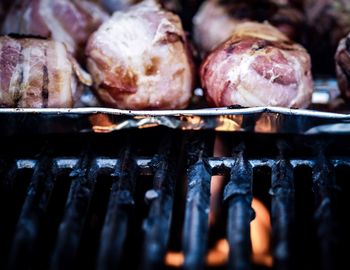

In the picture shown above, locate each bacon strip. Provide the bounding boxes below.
[2,0,108,57]
[0,36,90,108]
[86,0,194,109]
[200,22,314,109]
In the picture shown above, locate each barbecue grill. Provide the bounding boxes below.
[1,0,349,269]
[0,128,348,270]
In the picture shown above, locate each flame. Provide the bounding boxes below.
[180,116,205,130]
[89,114,117,133]
[254,114,278,133]
[215,115,243,131]
[209,135,227,226]
[165,252,184,268]
[166,136,272,268]
[250,198,273,267]
[165,199,273,268]
[207,198,273,267]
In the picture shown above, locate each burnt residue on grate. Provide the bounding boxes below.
[312,144,341,270]
[270,141,295,270]
[141,134,177,270]
[182,132,214,270]
[97,140,138,270]
[0,129,350,270]
[224,143,254,270]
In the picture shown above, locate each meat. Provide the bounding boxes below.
[200,22,314,108]
[193,0,304,55]
[100,0,140,12]
[304,0,350,49]
[0,4,4,27]
[0,36,92,108]
[86,0,194,110]
[99,0,181,13]
[303,0,350,74]
[335,33,350,100]
[0,1,11,27]
[1,0,108,58]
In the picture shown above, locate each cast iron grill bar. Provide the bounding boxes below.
[97,143,138,270]
[224,144,254,270]
[0,160,23,268]
[0,158,12,266]
[0,135,349,270]
[0,157,13,268]
[10,158,350,174]
[8,155,57,269]
[312,151,339,270]
[271,151,295,270]
[141,135,177,270]
[182,133,213,270]
[50,149,99,270]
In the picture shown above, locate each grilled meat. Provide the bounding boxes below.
[86,0,194,109]
[0,4,4,27]
[2,0,108,58]
[100,0,181,13]
[193,0,304,55]
[335,33,350,100]
[100,0,140,12]
[304,0,350,74]
[200,22,313,108]
[0,36,91,108]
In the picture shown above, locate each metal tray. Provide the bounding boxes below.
[1,79,350,135]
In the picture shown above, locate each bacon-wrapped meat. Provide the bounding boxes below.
[100,0,140,12]
[86,0,194,109]
[193,0,304,55]
[304,0,350,74]
[0,36,91,108]
[100,0,181,13]
[0,4,4,27]
[335,33,350,100]
[2,0,108,58]
[200,22,314,108]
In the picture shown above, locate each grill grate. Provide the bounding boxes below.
[0,129,349,270]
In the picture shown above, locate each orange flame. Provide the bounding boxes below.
[165,198,273,268]
[166,135,272,268]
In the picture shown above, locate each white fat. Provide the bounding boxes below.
[21,46,32,93]
[23,6,33,32]
[39,0,76,54]
[152,17,178,44]
[52,42,72,106]
[8,42,25,100]
[227,55,255,84]
[234,84,268,107]
[97,14,151,65]
[287,54,313,108]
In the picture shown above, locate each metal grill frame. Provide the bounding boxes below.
[0,131,348,270]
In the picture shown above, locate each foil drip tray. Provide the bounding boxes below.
[1,79,350,135]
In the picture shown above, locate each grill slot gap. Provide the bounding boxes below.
[0,165,33,268]
[293,165,319,270]
[34,170,73,270]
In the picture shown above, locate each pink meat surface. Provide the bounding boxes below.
[200,22,314,108]
[2,0,108,57]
